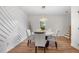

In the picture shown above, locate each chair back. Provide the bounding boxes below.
[55,30,60,37]
[26,29,31,36]
[34,32,46,47]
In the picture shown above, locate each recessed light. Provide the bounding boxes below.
[42,6,46,9]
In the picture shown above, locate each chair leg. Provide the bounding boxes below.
[27,40,31,47]
[44,47,46,53]
[27,40,29,46]
[29,40,31,44]
[55,41,57,49]
[35,46,37,53]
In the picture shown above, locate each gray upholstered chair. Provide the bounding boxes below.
[26,29,34,47]
[34,32,47,53]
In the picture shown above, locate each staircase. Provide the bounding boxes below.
[64,26,71,39]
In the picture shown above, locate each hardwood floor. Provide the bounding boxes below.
[8,37,79,53]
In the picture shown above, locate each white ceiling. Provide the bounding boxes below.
[20,6,71,15]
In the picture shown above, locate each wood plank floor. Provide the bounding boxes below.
[8,37,79,53]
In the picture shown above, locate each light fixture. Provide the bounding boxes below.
[41,6,47,21]
[40,16,47,21]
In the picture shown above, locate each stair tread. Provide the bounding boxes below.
[64,36,70,38]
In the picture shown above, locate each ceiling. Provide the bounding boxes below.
[20,6,71,15]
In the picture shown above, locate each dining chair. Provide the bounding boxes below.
[26,29,34,47]
[54,30,60,48]
[34,32,47,53]
[46,29,59,49]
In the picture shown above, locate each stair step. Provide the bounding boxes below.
[64,36,70,39]
[67,33,69,34]
[64,26,71,39]
[65,34,70,36]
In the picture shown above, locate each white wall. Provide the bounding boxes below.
[28,16,40,32]
[28,15,71,36]
[0,6,28,52]
[71,7,79,49]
